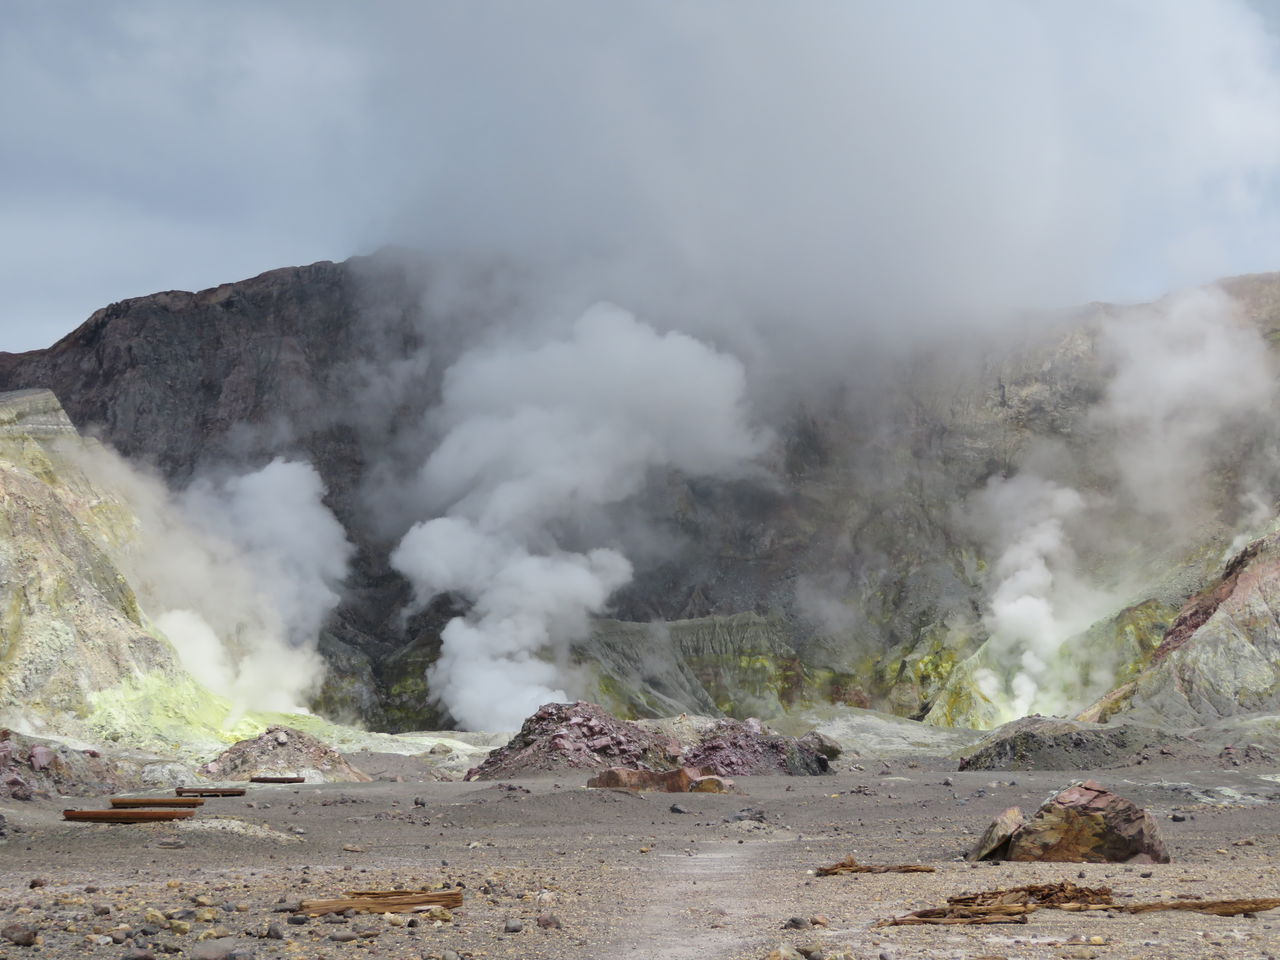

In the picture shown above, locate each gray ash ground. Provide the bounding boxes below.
[4,752,1280,959]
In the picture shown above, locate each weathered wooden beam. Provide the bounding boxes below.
[298,889,464,916]
[176,787,246,797]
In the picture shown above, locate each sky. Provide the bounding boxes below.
[2,1,1280,353]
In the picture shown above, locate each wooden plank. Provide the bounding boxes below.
[111,797,204,808]
[64,809,196,823]
[249,776,305,783]
[298,889,463,916]
[176,787,246,797]
[1126,898,1280,916]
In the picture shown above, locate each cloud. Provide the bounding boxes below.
[2,2,1280,353]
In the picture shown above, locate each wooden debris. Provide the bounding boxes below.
[816,855,936,876]
[249,775,306,783]
[948,881,1113,908]
[297,889,464,916]
[176,787,246,797]
[874,882,1280,928]
[1125,898,1280,917]
[111,797,204,808]
[873,906,1031,927]
[63,809,196,823]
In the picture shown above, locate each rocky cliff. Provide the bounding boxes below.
[3,253,1279,731]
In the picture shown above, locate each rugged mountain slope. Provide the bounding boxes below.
[3,252,1279,730]
[0,388,235,747]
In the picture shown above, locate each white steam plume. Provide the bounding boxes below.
[390,302,767,730]
[80,449,352,714]
[969,474,1110,718]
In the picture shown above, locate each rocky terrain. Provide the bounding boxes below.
[5,734,1280,960]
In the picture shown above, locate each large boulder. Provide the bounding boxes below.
[971,780,1169,864]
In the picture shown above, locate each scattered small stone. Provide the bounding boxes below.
[285,915,309,926]
[265,922,285,940]
[504,918,523,933]
[329,931,359,942]
[122,949,157,960]
[537,913,562,929]
[670,803,689,814]
[341,843,365,852]
[782,916,811,929]
[26,878,45,889]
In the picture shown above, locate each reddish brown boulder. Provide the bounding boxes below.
[1001,780,1169,864]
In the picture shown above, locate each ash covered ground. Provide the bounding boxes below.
[5,740,1280,960]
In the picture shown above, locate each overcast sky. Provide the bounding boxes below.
[2,1,1280,353]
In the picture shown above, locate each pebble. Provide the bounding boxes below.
[782,916,811,929]
[329,930,359,942]
[442,951,461,960]
[285,915,309,925]
[122,949,157,960]
[504,918,523,933]
[265,922,285,939]
[537,913,562,929]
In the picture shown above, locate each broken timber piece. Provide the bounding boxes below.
[873,905,1032,927]
[176,787,247,797]
[298,889,464,916]
[111,797,205,808]
[816,855,935,876]
[1125,897,1280,917]
[63,809,196,823]
[250,775,306,783]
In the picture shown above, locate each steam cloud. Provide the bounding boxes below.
[83,449,352,715]
[390,303,766,729]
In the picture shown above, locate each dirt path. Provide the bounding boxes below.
[611,835,779,960]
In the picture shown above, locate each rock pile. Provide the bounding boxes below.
[467,701,831,780]
[968,779,1170,864]
[958,716,1196,771]
[198,727,371,783]
[466,702,681,780]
